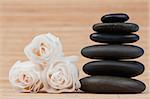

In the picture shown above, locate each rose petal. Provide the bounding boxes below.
[9,61,43,93]
[41,56,81,93]
[24,33,64,70]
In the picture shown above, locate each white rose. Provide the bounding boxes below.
[24,33,64,70]
[42,56,81,93]
[9,61,43,93]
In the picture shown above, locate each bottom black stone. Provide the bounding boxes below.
[80,76,146,94]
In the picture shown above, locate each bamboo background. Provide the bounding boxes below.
[0,0,149,99]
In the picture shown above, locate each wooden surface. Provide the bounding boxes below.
[0,0,149,99]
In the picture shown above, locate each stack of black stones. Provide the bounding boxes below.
[80,13,146,93]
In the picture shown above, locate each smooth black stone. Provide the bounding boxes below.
[80,76,146,93]
[101,13,129,23]
[90,33,139,44]
[83,60,144,77]
[93,23,139,33]
[81,45,144,59]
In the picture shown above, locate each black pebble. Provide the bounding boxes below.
[83,60,144,77]
[93,23,139,33]
[81,45,144,59]
[80,76,146,93]
[90,33,139,44]
[101,13,129,23]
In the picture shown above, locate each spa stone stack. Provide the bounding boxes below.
[80,13,146,93]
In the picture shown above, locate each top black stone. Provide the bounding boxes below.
[101,13,129,23]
